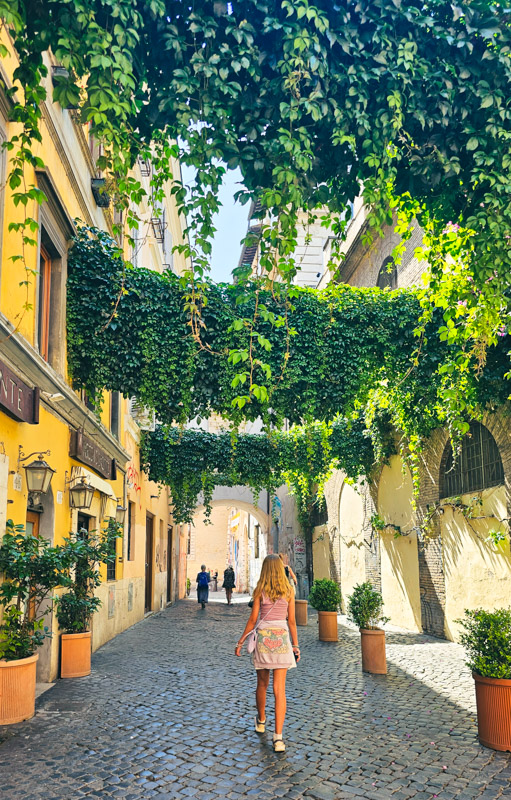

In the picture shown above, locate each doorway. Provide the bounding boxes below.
[26,511,40,620]
[145,515,154,613]
[166,526,173,604]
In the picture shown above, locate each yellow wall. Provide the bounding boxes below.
[441,486,511,640]
[377,456,422,632]
[338,482,366,610]
[312,524,330,580]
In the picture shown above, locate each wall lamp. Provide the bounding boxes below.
[64,471,95,510]
[115,499,127,524]
[17,446,55,500]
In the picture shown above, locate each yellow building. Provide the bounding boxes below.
[0,39,188,682]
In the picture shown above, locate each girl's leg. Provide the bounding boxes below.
[256,669,270,722]
[273,669,287,735]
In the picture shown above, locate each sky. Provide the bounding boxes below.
[181,165,249,284]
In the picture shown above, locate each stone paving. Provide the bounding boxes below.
[0,600,510,800]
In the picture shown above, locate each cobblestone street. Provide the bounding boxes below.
[1,600,510,800]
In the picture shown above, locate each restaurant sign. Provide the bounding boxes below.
[69,430,117,480]
[0,358,39,424]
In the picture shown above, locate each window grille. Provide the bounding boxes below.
[376,257,397,290]
[440,422,504,499]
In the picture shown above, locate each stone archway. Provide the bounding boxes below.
[188,487,271,596]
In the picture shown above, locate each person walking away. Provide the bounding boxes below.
[197,565,210,609]
[279,553,298,589]
[235,554,300,752]
[223,565,235,604]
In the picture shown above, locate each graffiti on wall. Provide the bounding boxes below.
[127,462,142,507]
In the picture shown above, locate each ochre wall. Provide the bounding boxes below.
[338,482,366,610]
[441,486,511,640]
[377,456,422,632]
[187,505,231,585]
[312,524,330,580]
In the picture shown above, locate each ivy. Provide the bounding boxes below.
[68,226,511,511]
[3,1,511,431]
[139,419,376,524]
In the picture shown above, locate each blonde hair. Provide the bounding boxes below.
[253,554,294,603]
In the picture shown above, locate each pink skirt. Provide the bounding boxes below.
[252,619,296,671]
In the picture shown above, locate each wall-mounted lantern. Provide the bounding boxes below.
[18,446,55,497]
[69,478,95,510]
[115,500,127,525]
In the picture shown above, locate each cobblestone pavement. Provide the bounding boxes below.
[1,600,510,800]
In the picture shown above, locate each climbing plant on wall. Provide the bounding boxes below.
[3,0,511,429]
[68,226,511,499]
[139,419,377,524]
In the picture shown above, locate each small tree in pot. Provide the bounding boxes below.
[0,520,75,724]
[347,582,389,674]
[308,578,341,642]
[55,519,122,678]
[457,608,511,752]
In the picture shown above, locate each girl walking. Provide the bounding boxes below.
[235,554,300,752]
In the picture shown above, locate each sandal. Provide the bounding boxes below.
[255,716,266,733]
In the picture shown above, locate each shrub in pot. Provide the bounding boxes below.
[457,608,511,752]
[347,582,389,674]
[0,520,75,724]
[308,579,341,641]
[56,519,122,679]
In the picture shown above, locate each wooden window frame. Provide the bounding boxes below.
[38,245,52,361]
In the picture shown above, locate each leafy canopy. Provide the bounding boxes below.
[3,0,511,430]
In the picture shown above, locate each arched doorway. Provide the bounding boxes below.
[187,491,270,597]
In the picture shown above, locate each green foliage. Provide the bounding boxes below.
[308,578,341,613]
[0,520,76,660]
[457,608,511,680]
[55,519,122,634]
[140,420,374,524]
[4,1,511,435]
[347,582,389,630]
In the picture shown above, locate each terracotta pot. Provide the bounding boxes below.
[360,628,387,674]
[473,672,511,752]
[317,610,338,641]
[295,599,308,627]
[0,653,39,725]
[61,631,92,678]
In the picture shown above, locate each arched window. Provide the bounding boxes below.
[439,422,504,499]
[376,257,397,290]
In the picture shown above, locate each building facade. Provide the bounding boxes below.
[237,197,511,641]
[0,37,188,682]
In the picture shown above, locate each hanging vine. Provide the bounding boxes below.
[2,1,511,435]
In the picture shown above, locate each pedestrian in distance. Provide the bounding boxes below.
[279,553,298,589]
[197,565,210,609]
[222,565,235,604]
[235,554,300,753]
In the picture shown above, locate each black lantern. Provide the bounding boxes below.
[69,479,95,509]
[115,501,127,525]
[24,458,55,495]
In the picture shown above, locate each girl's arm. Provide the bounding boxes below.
[287,595,301,662]
[287,566,298,585]
[234,595,261,656]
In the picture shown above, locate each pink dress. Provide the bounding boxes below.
[252,594,296,671]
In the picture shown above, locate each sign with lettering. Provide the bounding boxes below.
[0,358,39,424]
[69,430,116,480]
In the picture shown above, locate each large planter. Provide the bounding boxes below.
[61,631,92,678]
[473,673,511,751]
[295,599,308,627]
[318,610,338,642]
[360,628,387,674]
[0,653,39,725]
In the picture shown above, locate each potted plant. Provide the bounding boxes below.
[457,608,511,752]
[186,577,191,597]
[347,582,389,674]
[0,520,75,725]
[56,519,121,679]
[308,578,341,641]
